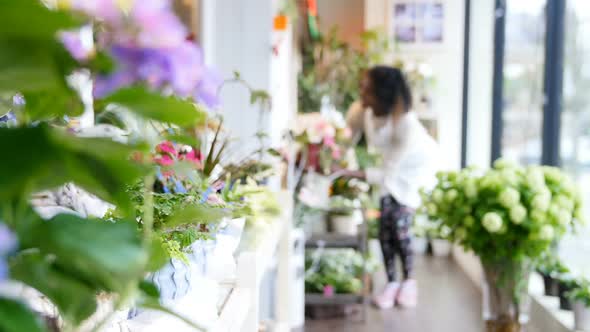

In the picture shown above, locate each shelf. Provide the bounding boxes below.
[305,293,365,305]
[305,233,363,249]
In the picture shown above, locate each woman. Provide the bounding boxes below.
[346,66,439,309]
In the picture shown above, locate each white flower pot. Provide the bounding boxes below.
[411,237,428,255]
[573,300,590,331]
[330,210,362,236]
[431,239,452,257]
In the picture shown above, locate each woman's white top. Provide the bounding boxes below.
[347,101,440,209]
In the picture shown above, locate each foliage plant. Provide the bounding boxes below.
[535,252,570,277]
[0,0,221,331]
[567,279,590,307]
[305,249,378,294]
[298,28,393,113]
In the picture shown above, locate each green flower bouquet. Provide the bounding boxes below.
[420,160,584,331]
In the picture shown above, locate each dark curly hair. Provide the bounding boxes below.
[367,66,412,114]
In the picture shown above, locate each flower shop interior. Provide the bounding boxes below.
[2,0,590,332]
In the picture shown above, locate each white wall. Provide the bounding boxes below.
[365,0,466,170]
[200,0,297,162]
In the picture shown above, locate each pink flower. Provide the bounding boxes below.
[331,146,342,160]
[323,136,336,148]
[180,149,203,169]
[156,141,177,157]
[154,154,174,166]
[323,285,335,298]
[342,127,352,139]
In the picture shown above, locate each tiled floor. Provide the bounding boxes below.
[304,255,484,332]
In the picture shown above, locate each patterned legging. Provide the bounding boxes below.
[379,195,414,282]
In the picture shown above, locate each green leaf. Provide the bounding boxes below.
[146,237,169,272]
[0,126,147,214]
[167,205,228,228]
[0,0,82,40]
[24,214,148,293]
[0,297,47,332]
[10,251,98,325]
[0,40,66,93]
[102,87,207,127]
[22,89,84,121]
[138,280,161,299]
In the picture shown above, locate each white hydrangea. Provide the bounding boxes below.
[445,189,458,202]
[557,209,572,226]
[509,205,527,224]
[525,168,546,192]
[499,187,520,208]
[482,212,503,233]
[531,210,547,223]
[432,189,444,203]
[531,191,551,212]
[539,225,554,241]
[427,203,438,215]
[555,195,574,212]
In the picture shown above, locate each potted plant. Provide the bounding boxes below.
[420,160,584,331]
[411,218,430,255]
[558,273,579,311]
[568,279,590,331]
[428,224,452,257]
[535,254,568,297]
[305,249,378,295]
[328,196,362,235]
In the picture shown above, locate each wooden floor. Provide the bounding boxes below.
[304,255,484,332]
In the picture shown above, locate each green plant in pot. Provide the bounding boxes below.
[567,279,590,331]
[420,160,584,332]
[558,273,579,311]
[328,196,362,236]
[535,253,569,297]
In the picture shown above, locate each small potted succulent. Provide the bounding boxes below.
[428,224,452,257]
[568,279,590,331]
[536,254,569,297]
[558,273,579,311]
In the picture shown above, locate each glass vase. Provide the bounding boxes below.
[481,259,532,332]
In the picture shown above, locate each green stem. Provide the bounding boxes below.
[143,175,155,244]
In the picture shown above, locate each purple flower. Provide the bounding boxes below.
[60,29,94,61]
[12,93,25,106]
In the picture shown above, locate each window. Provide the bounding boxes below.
[501,0,546,165]
[558,0,590,276]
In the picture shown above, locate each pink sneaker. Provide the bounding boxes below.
[372,282,400,309]
[396,279,418,308]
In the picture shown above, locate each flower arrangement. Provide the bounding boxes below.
[421,161,583,264]
[293,112,353,175]
[420,160,584,330]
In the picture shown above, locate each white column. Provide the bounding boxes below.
[465,0,495,168]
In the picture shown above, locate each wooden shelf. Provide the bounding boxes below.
[305,293,365,305]
[305,233,363,249]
